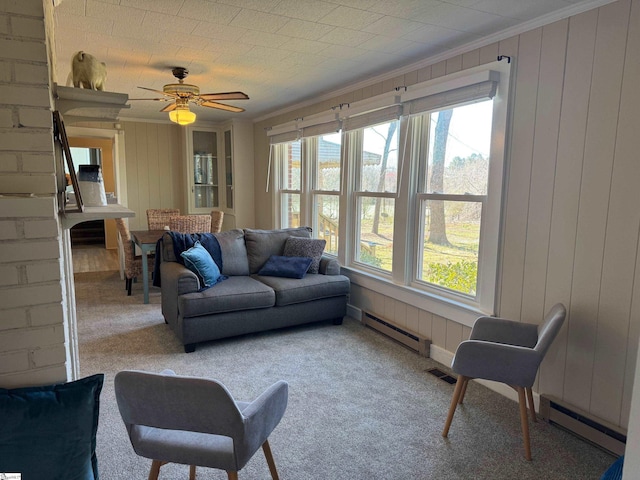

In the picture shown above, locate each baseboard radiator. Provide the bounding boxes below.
[361,311,431,357]
[539,395,626,456]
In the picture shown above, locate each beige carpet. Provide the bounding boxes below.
[75,271,615,479]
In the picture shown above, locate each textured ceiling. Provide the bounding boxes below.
[53,0,601,124]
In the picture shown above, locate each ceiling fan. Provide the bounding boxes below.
[130,67,249,125]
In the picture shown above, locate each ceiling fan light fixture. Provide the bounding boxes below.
[169,105,196,126]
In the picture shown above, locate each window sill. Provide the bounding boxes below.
[341,266,491,328]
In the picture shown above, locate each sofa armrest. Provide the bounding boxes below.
[160,261,200,295]
[319,256,341,275]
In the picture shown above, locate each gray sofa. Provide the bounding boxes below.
[160,227,350,352]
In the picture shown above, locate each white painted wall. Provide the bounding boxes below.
[254,0,640,432]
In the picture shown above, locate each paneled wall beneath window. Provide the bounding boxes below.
[254,0,640,430]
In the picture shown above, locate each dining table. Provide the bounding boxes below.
[130,229,166,304]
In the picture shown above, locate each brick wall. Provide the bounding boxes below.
[0,0,68,387]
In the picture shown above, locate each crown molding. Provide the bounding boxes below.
[254,0,615,124]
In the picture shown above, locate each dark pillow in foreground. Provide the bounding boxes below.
[0,373,104,480]
[283,236,326,274]
[258,255,313,279]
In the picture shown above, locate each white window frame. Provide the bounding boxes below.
[269,60,511,326]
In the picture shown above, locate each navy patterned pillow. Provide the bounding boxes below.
[283,237,326,274]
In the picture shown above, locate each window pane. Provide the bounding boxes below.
[283,141,301,190]
[360,121,399,193]
[316,133,341,191]
[425,101,492,195]
[357,196,394,272]
[281,193,300,228]
[314,194,339,255]
[419,200,481,296]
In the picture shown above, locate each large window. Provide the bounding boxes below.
[416,101,493,297]
[276,140,301,228]
[354,120,399,272]
[271,61,510,318]
[311,133,341,255]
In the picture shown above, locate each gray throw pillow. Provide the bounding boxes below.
[244,227,312,274]
[283,236,326,274]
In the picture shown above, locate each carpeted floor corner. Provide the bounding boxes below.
[75,271,615,479]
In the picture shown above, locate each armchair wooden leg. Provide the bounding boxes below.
[189,465,196,480]
[517,387,532,461]
[262,439,280,480]
[526,387,537,423]
[457,377,469,405]
[226,471,239,480]
[443,375,468,437]
[148,460,162,480]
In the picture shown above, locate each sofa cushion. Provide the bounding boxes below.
[258,255,313,279]
[244,227,312,274]
[178,276,275,317]
[214,229,250,276]
[255,273,350,307]
[283,237,326,274]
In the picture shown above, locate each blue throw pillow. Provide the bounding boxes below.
[258,255,313,279]
[0,373,104,480]
[181,240,221,287]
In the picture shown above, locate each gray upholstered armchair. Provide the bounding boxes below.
[442,303,566,460]
[114,370,288,479]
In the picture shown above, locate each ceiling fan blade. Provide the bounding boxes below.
[137,86,177,98]
[160,103,177,112]
[199,92,249,101]
[199,100,245,113]
[128,97,170,101]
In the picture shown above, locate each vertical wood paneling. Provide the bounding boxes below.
[406,305,419,333]
[539,9,598,398]
[624,242,640,426]
[591,0,637,424]
[445,55,462,74]
[122,121,182,230]
[621,0,640,427]
[146,124,160,207]
[445,320,462,353]
[418,309,433,340]
[498,28,542,320]
[432,315,447,347]
[520,20,568,327]
[416,65,431,83]
[394,301,407,328]
[431,60,446,78]
[123,122,140,230]
[146,123,160,208]
[156,124,174,209]
[462,49,480,69]
[479,42,499,64]
[566,0,630,413]
[135,123,151,230]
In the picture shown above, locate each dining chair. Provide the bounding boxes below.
[169,214,212,234]
[147,208,180,230]
[210,210,224,233]
[114,369,288,480]
[442,303,566,460]
[114,218,154,296]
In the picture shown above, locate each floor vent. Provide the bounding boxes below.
[539,395,626,456]
[361,311,430,357]
[427,368,457,384]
